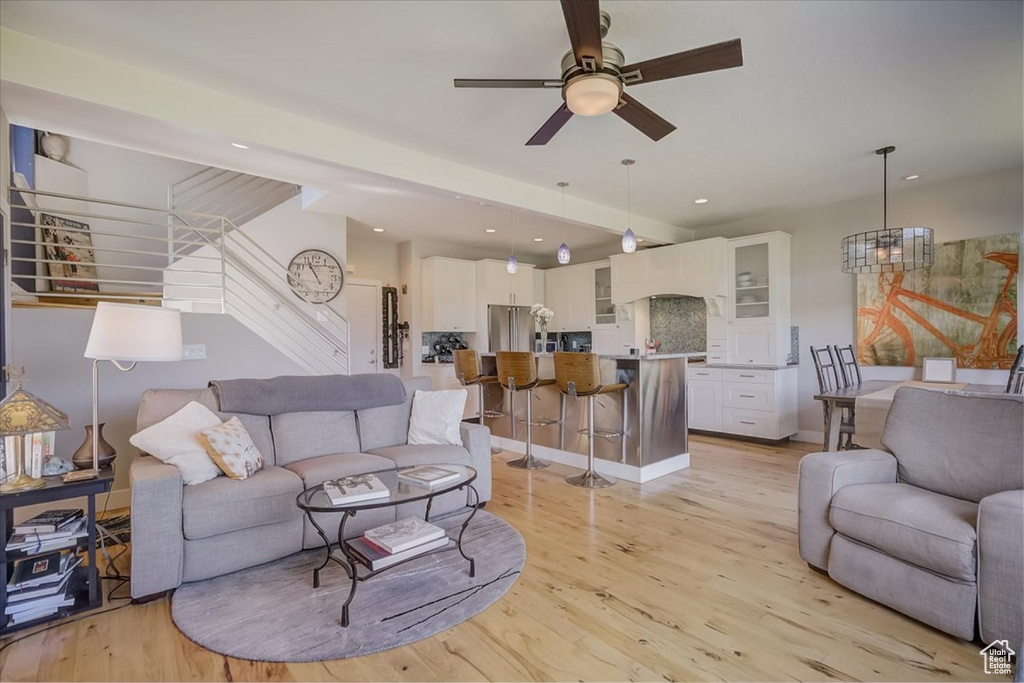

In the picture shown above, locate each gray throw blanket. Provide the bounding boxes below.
[209,374,406,415]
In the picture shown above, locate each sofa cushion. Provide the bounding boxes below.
[882,388,1024,502]
[271,411,360,466]
[284,452,396,489]
[181,466,302,540]
[367,443,471,470]
[357,377,432,451]
[137,388,275,466]
[830,483,978,581]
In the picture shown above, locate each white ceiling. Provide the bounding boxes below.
[1,0,1021,232]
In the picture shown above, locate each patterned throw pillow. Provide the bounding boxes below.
[200,417,265,480]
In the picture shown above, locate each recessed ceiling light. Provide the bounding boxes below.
[694,198,709,204]
[485,229,496,233]
[373,228,385,233]
[230,142,249,149]
[533,238,544,242]
[903,174,921,181]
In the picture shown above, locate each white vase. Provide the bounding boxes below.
[40,132,69,162]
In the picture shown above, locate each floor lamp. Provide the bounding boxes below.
[84,303,183,472]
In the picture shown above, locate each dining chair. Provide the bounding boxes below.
[1006,344,1024,395]
[810,345,857,450]
[833,344,862,389]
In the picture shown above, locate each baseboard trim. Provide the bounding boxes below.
[491,436,690,484]
[793,430,825,445]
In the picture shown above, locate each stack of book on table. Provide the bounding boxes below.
[347,517,449,570]
[6,550,82,625]
[323,474,390,506]
[7,513,88,558]
[398,465,461,489]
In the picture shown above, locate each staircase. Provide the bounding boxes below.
[8,179,349,375]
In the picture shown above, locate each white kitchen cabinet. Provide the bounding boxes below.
[685,364,797,439]
[544,262,603,332]
[421,257,476,331]
[609,237,727,304]
[569,265,596,330]
[726,232,791,365]
[543,267,571,332]
[421,364,478,420]
[477,259,534,306]
[590,328,620,355]
[687,380,722,432]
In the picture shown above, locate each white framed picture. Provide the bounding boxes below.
[922,357,957,383]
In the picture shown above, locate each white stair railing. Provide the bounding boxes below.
[7,186,348,375]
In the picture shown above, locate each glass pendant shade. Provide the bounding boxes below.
[841,227,934,274]
[621,228,637,254]
[506,254,519,274]
[557,242,571,264]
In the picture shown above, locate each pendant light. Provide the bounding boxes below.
[506,209,519,274]
[841,146,933,273]
[621,159,637,254]
[556,181,571,264]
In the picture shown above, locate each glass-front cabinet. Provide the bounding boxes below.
[726,232,791,365]
[731,241,771,321]
[594,265,615,326]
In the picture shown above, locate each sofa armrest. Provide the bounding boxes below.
[797,449,898,570]
[460,422,492,505]
[978,489,1023,645]
[129,455,185,599]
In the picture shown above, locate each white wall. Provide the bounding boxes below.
[8,307,304,507]
[697,166,1023,439]
[347,226,399,287]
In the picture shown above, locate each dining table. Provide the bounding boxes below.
[813,380,1004,451]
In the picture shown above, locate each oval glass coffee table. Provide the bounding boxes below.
[295,463,479,627]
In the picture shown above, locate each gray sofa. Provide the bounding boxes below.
[128,376,492,600]
[798,387,1022,643]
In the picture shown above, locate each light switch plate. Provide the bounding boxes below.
[182,344,206,360]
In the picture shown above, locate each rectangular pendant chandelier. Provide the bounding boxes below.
[841,226,934,274]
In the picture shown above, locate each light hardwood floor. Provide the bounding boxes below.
[0,436,994,681]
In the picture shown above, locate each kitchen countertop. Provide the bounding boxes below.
[479,351,705,361]
[690,361,798,370]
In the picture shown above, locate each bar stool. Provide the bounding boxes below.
[495,351,555,470]
[453,349,504,455]
[553,352,628,488]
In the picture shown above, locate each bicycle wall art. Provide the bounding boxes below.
[856,233,1019,368]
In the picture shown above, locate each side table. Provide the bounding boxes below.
[1,467,114,635]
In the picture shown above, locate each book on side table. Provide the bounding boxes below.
[322,474,390,505]
[398,465,460,489]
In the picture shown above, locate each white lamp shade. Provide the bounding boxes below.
[85,303,183,361]
[565,74,622,116]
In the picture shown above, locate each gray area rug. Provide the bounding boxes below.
[170,510,524,662]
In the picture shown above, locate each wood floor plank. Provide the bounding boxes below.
[0,435,996,681]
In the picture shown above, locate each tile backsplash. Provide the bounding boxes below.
[649,296,707,353]
[421,331,468,363]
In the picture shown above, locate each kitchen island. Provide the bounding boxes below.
[478,353,702,482]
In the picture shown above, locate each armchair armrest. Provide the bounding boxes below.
[797,449,898,570]
[129,455,185,599]
[460,422,492,504]
[978,489,1023,644]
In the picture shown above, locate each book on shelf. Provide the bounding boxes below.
[364,517,446,554]
[14,509,84,535]
[322,474,390,505]
[6,518,88,556]
[398,465,461,489]
[29,433,43,478]
[7,583,75,624]
[8,551,81,592]
[6,569,74,605]
[346,535,449,571]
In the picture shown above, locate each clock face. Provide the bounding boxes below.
[287,249,344,303]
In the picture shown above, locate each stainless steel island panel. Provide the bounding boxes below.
[479,355,689,468]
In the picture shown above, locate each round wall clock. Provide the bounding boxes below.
[287,249,344,303]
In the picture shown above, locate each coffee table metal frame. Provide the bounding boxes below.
[295,464,479,627]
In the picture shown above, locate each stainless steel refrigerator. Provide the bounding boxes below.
[488,305,536,352]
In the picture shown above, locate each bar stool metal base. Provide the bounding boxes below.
[566,469,616,488]
[507,453,550,469]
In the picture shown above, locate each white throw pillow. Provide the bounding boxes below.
[129,401,224,485]
[407,389,467,447]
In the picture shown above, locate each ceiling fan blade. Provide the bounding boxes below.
[620,38,743,85]
[560,0,603,70]
[526,103,574,146]
[454,78,563,89]
[613,93,676,142]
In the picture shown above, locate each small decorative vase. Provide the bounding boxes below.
[40,132,69,163]
[72,423,117,470]
[539,323,547,351]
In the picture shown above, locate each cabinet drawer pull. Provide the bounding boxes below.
[696,372,710,376]
[740,394,756,398]
[739,420,756,425]
[739,374,756,378]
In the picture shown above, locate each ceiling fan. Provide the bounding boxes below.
[454,0,743,145]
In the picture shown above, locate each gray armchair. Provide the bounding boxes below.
[798,387,1023,642]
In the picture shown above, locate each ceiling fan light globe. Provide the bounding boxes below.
[564,74,622,116]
